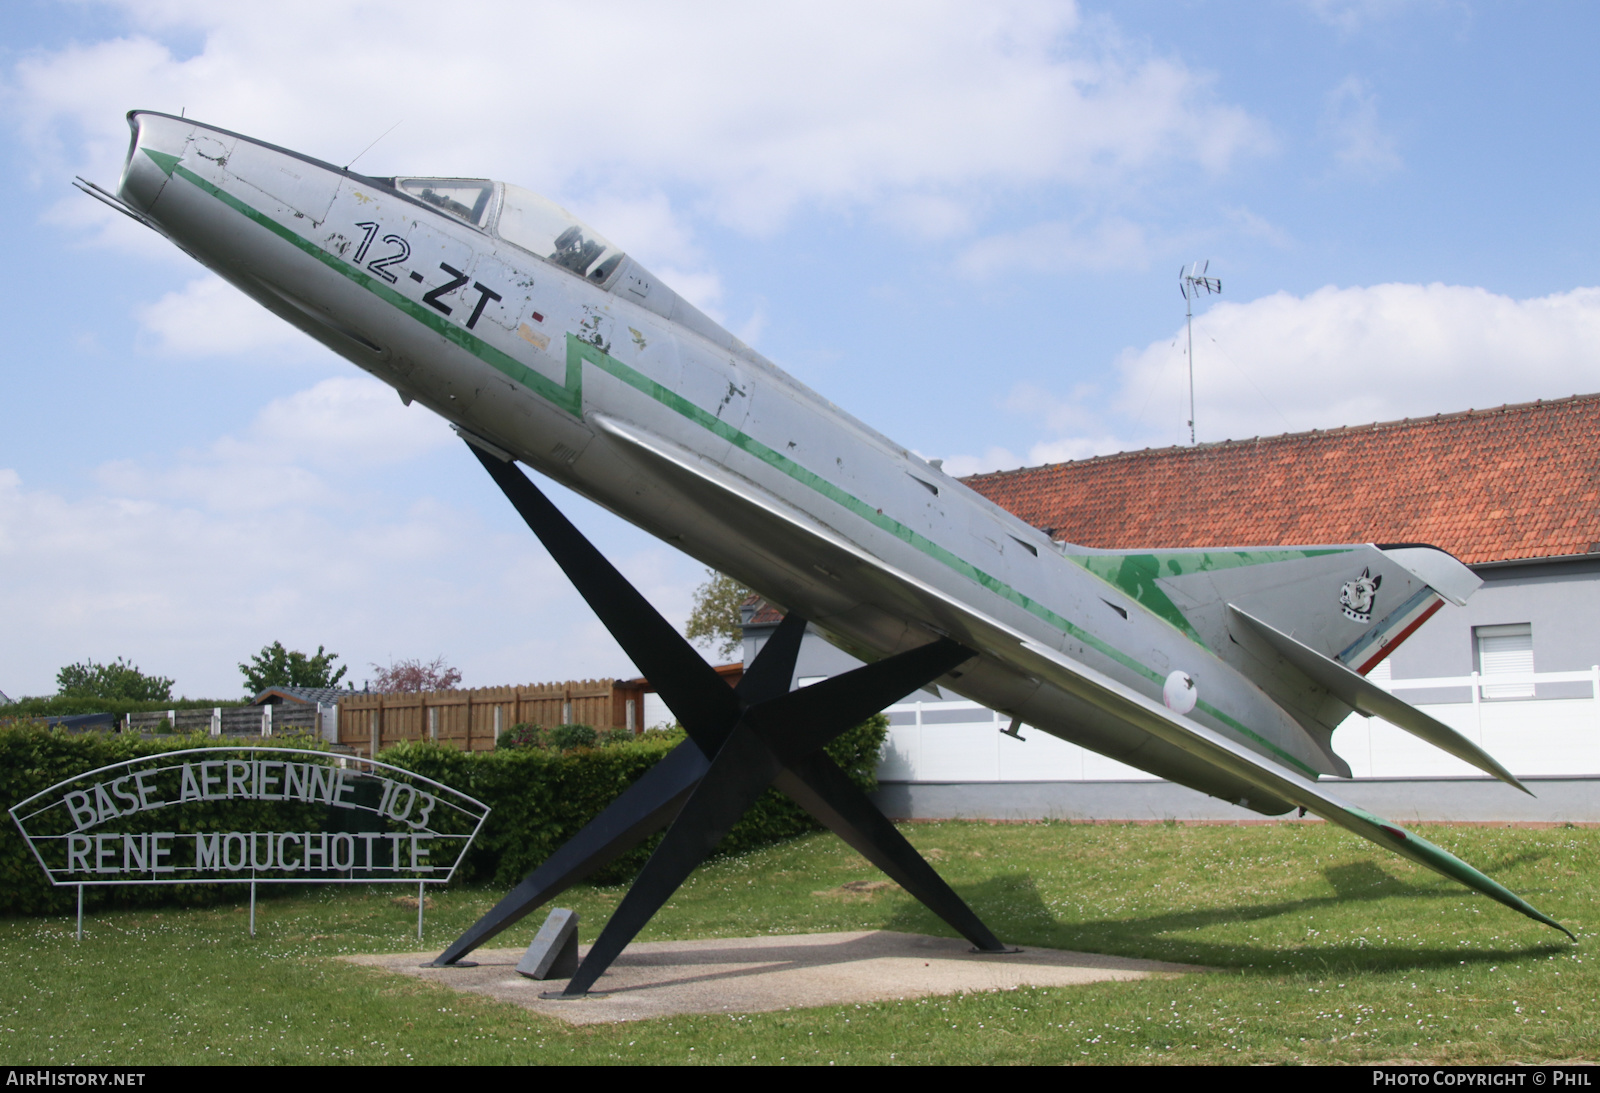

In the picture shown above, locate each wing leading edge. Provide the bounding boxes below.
[590,413,1569,938]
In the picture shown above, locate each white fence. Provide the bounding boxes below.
[879,668,1600,784]
[880,699,1163,784]
[1341,668,1600,779]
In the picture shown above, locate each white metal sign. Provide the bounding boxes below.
[9,748,490,888]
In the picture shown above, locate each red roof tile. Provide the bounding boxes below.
[961,394,1600,565]
[742,593,785,626]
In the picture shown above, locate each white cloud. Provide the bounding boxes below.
[0,463,586,698]
[881,194,979,241]
[1304,0,1434,35]
[942,281,1600,472]
[1323,75,1402,176]
[942,435,1131,478]
[938,380,1134,474]
[1222,207,1293,249]
[958,215,1152,277]
[246,377,452,468]
[8,1,1269,235]
[941,447,1027,478]
[42,187,182,262]
[734,301,769,351]
[1001,381,1106,433]
[0,377,700,698]
[94,376,454,512]
[1119,283,1600,441]
[570,191,703,273]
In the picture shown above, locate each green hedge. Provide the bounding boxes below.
[1,696,246,720]
[369,714,888,888]
[0,715,888,914]
[0,726,327,915]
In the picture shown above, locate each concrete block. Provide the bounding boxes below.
[516,908,580,980]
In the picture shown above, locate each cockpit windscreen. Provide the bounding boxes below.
[396,179,493,227]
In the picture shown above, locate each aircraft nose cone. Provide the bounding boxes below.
[118,110,198,214]
[118,111,344,228]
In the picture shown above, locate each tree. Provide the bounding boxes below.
[684,569,751,661]
[240,642,348,694]
[370,656,462,693]
[56,657,174,702]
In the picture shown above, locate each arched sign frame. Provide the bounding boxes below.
[9,747,491,938]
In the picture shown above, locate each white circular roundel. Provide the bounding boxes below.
[1163,670,1198,715]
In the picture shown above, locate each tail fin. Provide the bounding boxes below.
[1064,543,1518,788]
[1065,542,1477,669]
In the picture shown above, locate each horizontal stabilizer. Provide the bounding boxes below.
[1227,604,1529,795]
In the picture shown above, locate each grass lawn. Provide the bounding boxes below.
[1,819,1594,1065]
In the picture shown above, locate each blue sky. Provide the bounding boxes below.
[3,1,1598,700]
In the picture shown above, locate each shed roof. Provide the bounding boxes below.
[251,686,352,706]
[961,394,1600,566]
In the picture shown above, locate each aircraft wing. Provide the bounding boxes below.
[589,414,1569,936]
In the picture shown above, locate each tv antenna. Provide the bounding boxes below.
[1179,260,1222,445]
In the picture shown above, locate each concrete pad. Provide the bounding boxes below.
[343,931,1201,1025]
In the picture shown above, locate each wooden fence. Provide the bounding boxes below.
[335,678,648,755]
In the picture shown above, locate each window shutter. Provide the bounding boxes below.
[1477,623,1533,699]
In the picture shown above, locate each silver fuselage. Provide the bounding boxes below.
[117,112,1409,813]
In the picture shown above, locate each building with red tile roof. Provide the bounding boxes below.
[951,393,1600,697]
[742,394,1600,818]
[959,393,1600,566]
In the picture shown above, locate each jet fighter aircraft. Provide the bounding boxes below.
[92,111,1568,943]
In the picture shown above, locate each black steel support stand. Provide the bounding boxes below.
[433,441,1013,992]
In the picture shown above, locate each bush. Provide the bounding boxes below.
[546,723,597,751]
[497,723,644,752]
[381,713,889,888]
[0,696,244,721]
[496,723,544,750]
[56,657,174,702]
[641,724,687,745]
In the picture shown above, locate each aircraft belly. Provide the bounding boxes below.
[1015,686,1295,814]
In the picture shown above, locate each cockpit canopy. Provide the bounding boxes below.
[391,177,626,285]
[498,185,626,284]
